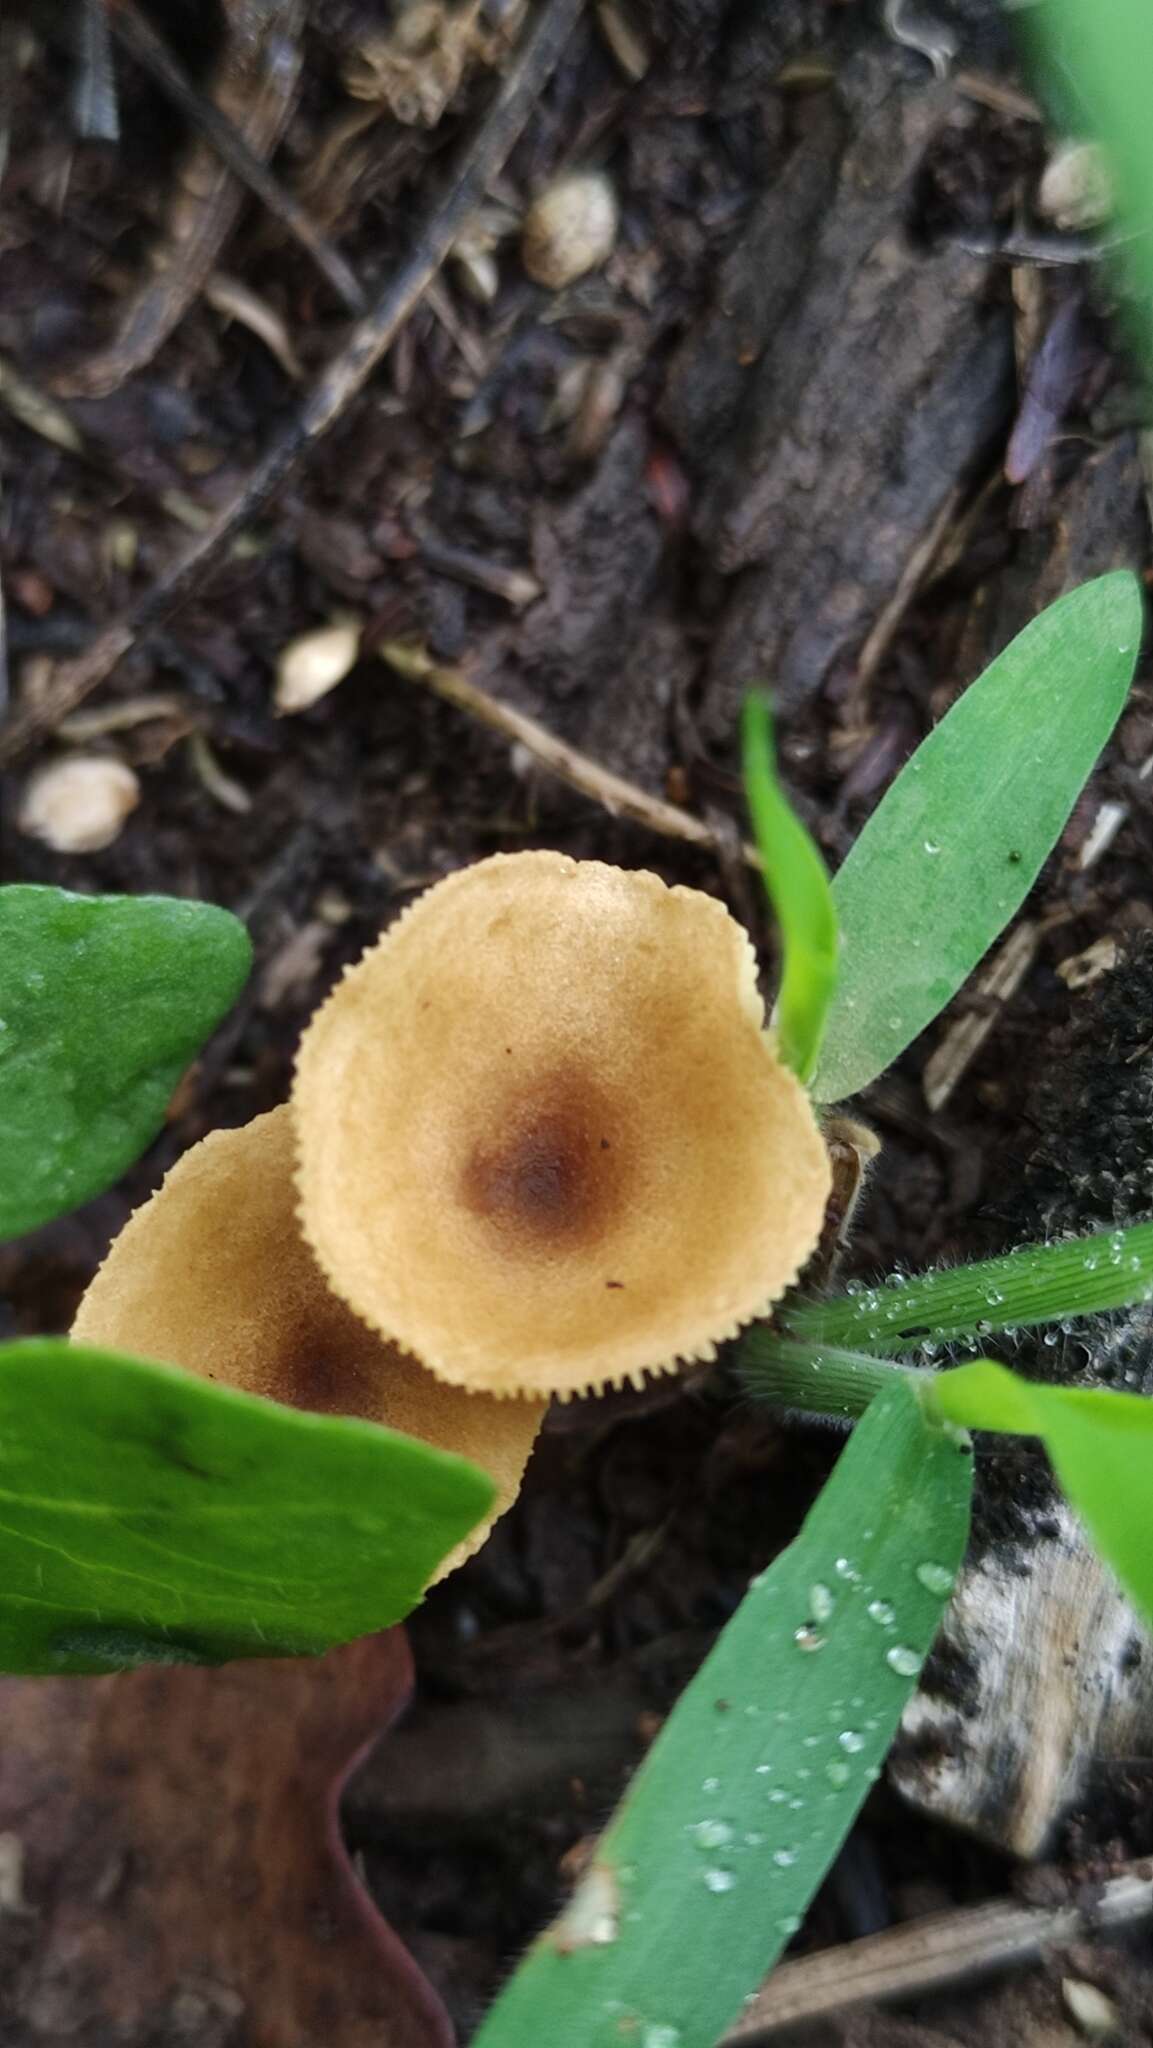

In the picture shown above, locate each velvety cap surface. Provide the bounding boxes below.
[294,853,831,1397]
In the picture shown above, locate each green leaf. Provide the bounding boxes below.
[784,1220,1153,1356]
[1025,1,1153,367]
[0,886,252,1241]
[0,1338,495,1674]
[471,1379,972,2048]
[741,1331,916,1419]
[742,693,839,1084]
[812,574,1143,1103]
[933,1359,1153,1625]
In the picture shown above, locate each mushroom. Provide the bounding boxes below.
[73,1106,543,1582]
[294,852,831,1400]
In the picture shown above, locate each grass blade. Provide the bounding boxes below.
[784,1220,1153,1356]
[742,693,839,1084]
[471,1378,972,2048]
[933,1359,1153,1625]
[812,574,1142,1103]
[741,1331,916,1418]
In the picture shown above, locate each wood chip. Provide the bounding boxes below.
[1056,936,1120,991]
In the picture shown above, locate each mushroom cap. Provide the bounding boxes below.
[72,1106,542,1582]
[294,852,831,1398]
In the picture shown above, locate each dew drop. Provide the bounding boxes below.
[703,1868,736,1893]
[923,840,941,855]
[809,1583,834,1623]
[777,1914,803,1937]
[866,1599,896,1629]
[838,1729,866,1754]
[886,1644,922,1677]
[826,1760,851,1788]
[794,1626,826,1653]
[689,1820,733,1850]
[702,1777,720,1793]
[643,2025,681,2047]
[916,1562,955,1596]
[772,1847,798,1868]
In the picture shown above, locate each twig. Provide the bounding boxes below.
[0,0,585,766]
[108,0,365,317]
[71,0,119,142]
[412,525,542,608]
[378,639,761,867]
[724,1866,1153,2041]
[846,485,963,713]
[922,918,1041,1113]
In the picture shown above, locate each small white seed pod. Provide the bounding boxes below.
[522,172,618,290]
[1038,140,1113,231]
[19,755,140,854]
[274,619,361,716]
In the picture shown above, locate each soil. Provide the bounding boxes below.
[2,1,1153,2044]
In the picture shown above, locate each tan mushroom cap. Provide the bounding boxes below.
[72,1106,542,1583]
[294,852,831,1399]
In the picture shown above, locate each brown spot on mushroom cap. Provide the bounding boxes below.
[72,1106,542,1583]
[294,852,832,1398]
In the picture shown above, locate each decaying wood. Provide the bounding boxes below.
[726,1863,1153,2041]
[0,0,585,767]
[664,48,1014,739]
[891,1498,1153,1859]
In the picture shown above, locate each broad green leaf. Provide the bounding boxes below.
[472,1380,972,2048]
[784,1220,1153,1356]
[742,1331,916,1418]
[813,574,1142,1103]
[933,1359,1153,1625]
[0,1338,495,1674]
[742,694,839,1083]
[0,886,252,1241]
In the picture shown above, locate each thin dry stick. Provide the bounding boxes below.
[0,0,584,768]
[847,484,964,713]
[723,1866,1153,2041]
[109,0,366,315]
[379,640,762,869]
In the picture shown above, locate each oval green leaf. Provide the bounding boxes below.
[742,693,839,1084]
[0,886,252,1241]
[0,1338,496,1674]
[472,1378,972,2048]
[813,573,1143,1103]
